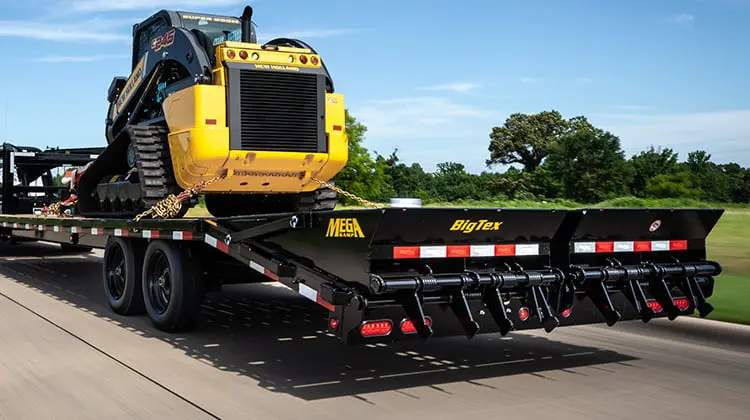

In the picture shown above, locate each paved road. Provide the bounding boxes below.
[0,241,749,420]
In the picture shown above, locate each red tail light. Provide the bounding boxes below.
[673,298,690,311]
[360,320,392,337]
[239,50,248,60]
[647,300,663,313]
[329,317,339,330]
[518,307,530,321]
[311,56,319,65]
[226,49,236,59]
[561,307,572,318]
[299,55,308,64]
[400,317,432,334]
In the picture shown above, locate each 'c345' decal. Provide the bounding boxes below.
[326,218,364,238]
[450,219,503,234]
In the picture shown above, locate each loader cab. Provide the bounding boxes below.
[130,9,256,69]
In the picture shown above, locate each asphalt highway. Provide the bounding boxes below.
[0,242,748,419]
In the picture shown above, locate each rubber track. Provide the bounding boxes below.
[127,125,182,209]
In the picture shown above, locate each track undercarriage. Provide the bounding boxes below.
[78,123,337,219]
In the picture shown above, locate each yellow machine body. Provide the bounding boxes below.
[162,41,348,193]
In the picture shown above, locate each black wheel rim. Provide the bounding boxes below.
[146,250,171,314]
[105,244,126,300]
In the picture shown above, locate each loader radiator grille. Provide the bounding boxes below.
[230,69,325,153]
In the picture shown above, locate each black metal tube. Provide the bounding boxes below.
[369,270,563,295]
[240,6,253,43]
[572,261,721,284]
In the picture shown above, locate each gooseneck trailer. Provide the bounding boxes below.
[0,203,724,345]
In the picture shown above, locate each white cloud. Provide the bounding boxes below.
[350,96,501,171]
[417,82,481,94]
[30,54,128,63]
[70,0,246,11]
[0,20,128,42]
[520,77,541,84]
[592,110,750,165]
[671,13,696,24]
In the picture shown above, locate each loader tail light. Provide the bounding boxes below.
[227,49,236,59]
[239,50,248,60]
[400,317,432,334]
[360,320,392,337]
[673,298,690,311]
[648,300,663,313]
[311,56,319,65]
[518,307,530,321]
[299,55,308,64]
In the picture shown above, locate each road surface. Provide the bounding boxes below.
[0,242,748,419]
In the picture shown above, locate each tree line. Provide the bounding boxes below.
[332,110,750,205]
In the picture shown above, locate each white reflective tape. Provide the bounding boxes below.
[54,226,61,232]
[614,241,634,252]
[172,231,183,240]
[37,225,44,231]
[651,241,669,251]
[142,230,152,239]
[516,244,540,256]
[14,152,35,157]
[470,245,495,257]
[25,224,30,230]
[89,154,99,159]
[71,226,79,233]
[91,227,99,235]
[114,228,123,236]
[574,242,596,253]
[298,283,317,302]
[204,234,218,248]
[249,261,265,274]
[420,246,447,258]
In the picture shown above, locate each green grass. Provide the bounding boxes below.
[187,197,749,324]
[704,209,750,325]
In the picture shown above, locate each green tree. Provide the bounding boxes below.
[644,172,702,199]
[486,110,594,172]
[629,146,679,196]
[332,110,394,203]
[543,128,633,203]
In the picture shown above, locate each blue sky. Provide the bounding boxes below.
[0,0,748,173]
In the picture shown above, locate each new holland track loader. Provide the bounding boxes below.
[76,5,346,218]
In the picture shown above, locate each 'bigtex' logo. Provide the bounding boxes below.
[326,218,365,238]
[450,219,503,234]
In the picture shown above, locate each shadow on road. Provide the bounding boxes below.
[0,242,638,400]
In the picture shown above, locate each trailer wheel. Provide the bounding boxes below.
[102,237,146,315]
[141,240,202,332]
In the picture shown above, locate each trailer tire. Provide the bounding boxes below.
[141,240,202,332]
[103,237,146,316]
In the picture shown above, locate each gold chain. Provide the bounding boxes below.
[309,176,383,209]
[133,170,227,222]
[40,199,77,217]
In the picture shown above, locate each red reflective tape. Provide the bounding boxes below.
[596,242,614,253]
[447,245,470,258]
[494,244,516,256]
[205,119,217,125]
[264,269,279,281]
[393,246,420,259]
[182,231,193,240]
[316,295,335,311]
[634,241,652,252]
[670,240,688,251]
[217,240,229,253]
[333,125,342,131]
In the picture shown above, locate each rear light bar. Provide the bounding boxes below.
[393,243,541,259]
[648,298,690,313]
[573,240,688,253]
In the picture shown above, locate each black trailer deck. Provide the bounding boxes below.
[0,206,725,345]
